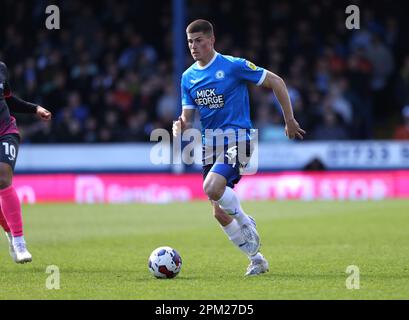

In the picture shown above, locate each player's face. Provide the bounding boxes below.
[187,32,214,61]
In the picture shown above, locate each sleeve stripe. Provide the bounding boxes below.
[182,105,196,109]
[256,69,267,86]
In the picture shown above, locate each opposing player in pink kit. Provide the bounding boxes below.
[0,61,52,263]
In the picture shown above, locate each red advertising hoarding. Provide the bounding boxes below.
[13,171,409,203]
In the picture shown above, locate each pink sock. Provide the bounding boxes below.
[0,186,23,237]
[0,205,11,233]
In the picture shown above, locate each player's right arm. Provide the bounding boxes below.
[172,109,195,137]
[173,74,196,137]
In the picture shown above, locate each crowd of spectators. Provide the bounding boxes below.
[0,0,408,144]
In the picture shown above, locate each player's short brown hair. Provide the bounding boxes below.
[186,19,214,36]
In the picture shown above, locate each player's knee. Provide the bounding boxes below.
[0,175,11,189]
[203,180,223,201]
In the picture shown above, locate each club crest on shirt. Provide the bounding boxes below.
[246,61,257,71]
[215,70,225,79]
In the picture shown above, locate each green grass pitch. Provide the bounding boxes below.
[0,200,408,299]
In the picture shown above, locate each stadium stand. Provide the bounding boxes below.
[1,0,408,143]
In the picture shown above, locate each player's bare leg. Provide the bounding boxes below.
[0,163,31,264]
[211,200,233,226]
[203,172,227,201]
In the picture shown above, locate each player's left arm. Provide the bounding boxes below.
[260,71,306,140]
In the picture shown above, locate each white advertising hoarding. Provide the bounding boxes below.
[15,141,409,172]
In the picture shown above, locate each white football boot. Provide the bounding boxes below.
[245,253,269,276]
[12,240,32,264]
[5,232,17,262]
[240,216,261,256]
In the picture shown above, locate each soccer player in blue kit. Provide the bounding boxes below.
[173,20,306,276]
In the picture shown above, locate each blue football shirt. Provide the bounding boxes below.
[181,52,266,145]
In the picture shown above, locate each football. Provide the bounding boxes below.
[148,246,182,279]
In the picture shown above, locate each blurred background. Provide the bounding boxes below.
[0,0,408,202]
[1,0,409,143]
[1,1,408,301]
